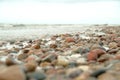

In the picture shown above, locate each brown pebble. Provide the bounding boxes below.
[87,49,106,61]
[108,42,117,49]
[40,61,51,67]
[24,61,37,72]
[98,73,117,80]
[5,57,16,66]
[65,37,75,43]
[50,43,57,48]
[32,44,40,49]
[0,65,26,80]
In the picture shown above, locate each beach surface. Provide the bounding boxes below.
[0,24,104,41]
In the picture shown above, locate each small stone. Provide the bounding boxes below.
[87,49,106,61]
[17,53,28,60]
[114,37,120,43]
[72,47,90,54]
[0,51,8,56]
[24,61,37,72]
[97,54,113,62]
[42,53,57,62]
[32,44,40,49]
[98,73,117,80]
[116,50,120,55]
[78,66,89,71]
[109,62,120,70]
[90,44,102,50]
[75,71,91,80]
[27,70,46,80]
[108,42,117,49]
[68,62,78,68]
[108,49,118,54]
[0,65,26,80]
[115,54,120,60]
[23,49,30,53]
[76,58,87,64]
[66,68,83,79]
[90,69,106,77]
[65,37,75,43]
[57,56,69,67]
[25,55,38,62]
[40,61,51,67]
[5,57,16,66]
[50,43,57,48]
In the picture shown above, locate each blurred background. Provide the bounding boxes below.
[0,0,120,24]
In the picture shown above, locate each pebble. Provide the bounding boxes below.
[0,65,26,80]
[0,26,120,80]
[108,42,118,49]
[40,61,51,67]
[41,53,57,62]
[31,44,40,49]
[27,70,46,80]
[98,73,117,80]
[78,65,89,71]
[5,57,17,66]
[87,49,106,61]
[76,58,87,64]
[17,53,28,60]
[24,61,37,72]
[66,68,83,79]
[57,56,69,67]
[65,37,75,43]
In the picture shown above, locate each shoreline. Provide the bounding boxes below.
[1,24,119,41]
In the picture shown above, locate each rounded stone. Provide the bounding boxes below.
[87,49,106,61]
[0,65,26,80]
[40,61,51,67]
[27,71,46,80]
[50,43,57,48]
[65,37,75,43]
[66,68,83,79]
[32,44,40,49]
[98,73,117,80]
[17,53,28,60]
[5,57,16,66]
[108,42,117,49]
[24,61,37,72]
[57,56,69,67]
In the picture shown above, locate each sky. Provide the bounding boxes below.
[0,0,120,24]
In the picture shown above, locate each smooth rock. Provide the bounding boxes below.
[76,58,87,64]
[5,57,17,66]
[98,73,117,80]
[50,43,57,48]
[0,65,26,80]
[40,61,51,67]
[87,49,106,61]
[66,68,83,79]
[57,56,69,67]
[24,61,37,72]
[65,37,75,43]
[108,42,117,49]
[78,66,89,71]
[25,55,38,62]
[17,53,28,60]
[27,70,46,80]
[42,53,57,62]
[32,44,40,49]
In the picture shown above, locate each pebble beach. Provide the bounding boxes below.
[0,24,120,80]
